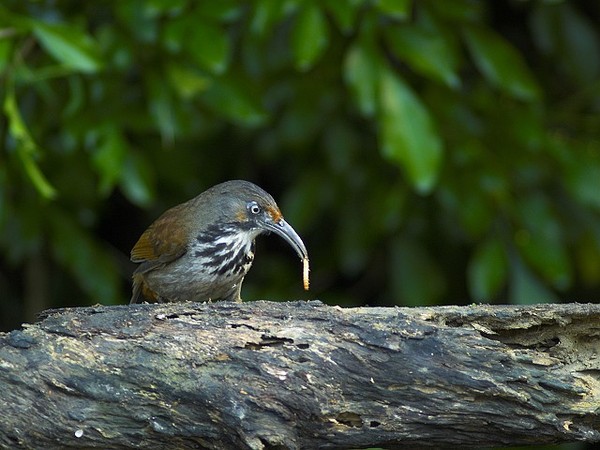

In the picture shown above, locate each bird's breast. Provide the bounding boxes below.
[191,226,257,280]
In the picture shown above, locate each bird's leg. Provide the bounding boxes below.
[224,280,244,303]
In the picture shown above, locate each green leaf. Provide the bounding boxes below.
[32,21,103,73]
[468,237,508,300]
[463,25,540,101]
[147,72,178,146]
[18,151,57,200]
[378,68,443,193]
[250,0,291,38]
[344,38,380,117]
[93,127,128,196]
[3,87,57,199]
[167,64,210,99]
[376,0,411,20]
[120,151,155,208]
[163,17,187,53]
[292,4,329,71]
[201,77,267,127]
[187,21,230,74]
[63,76,85,118]
[116,1,159,43]
[385,25,460,88]
[0,39,12,74]
[325,0,360,34]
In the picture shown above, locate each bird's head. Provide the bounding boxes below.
[200,180,308,262]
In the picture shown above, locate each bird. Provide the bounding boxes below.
[130,180,309,304]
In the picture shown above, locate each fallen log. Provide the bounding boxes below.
[1,300,599,449]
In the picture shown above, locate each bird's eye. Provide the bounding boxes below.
[248,202,262,215]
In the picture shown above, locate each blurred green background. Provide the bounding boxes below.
[1,0,600,333]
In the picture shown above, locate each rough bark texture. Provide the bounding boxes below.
[1,300,599,449]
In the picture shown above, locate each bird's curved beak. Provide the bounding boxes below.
[264,218,308,261]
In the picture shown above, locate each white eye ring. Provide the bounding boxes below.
[248,202,261,215]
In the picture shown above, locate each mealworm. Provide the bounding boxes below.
[303,257,310,291]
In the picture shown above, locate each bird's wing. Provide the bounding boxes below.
[130,203,190,272]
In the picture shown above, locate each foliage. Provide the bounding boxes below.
[1,0,600,329]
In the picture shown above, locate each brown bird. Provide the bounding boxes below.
[130,180,308,303]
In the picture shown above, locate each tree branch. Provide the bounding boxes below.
[1,301,599,449]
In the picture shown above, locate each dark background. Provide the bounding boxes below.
[1,1,599,330]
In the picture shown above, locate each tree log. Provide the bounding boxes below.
[1,301,599,449]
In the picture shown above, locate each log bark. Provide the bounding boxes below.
[1,300,599,449]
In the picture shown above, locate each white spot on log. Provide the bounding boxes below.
[264,364,288,380]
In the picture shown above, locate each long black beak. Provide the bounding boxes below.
[264,218,308,261]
